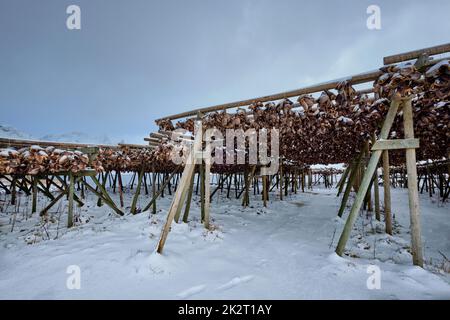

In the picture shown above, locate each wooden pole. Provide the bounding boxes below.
[373,169,381,221]
[67,172,74,228]
[157,121,202,253]
[242,166,256,207]
[151,169,157,214]
[336,165,351,196]
[32,176,38,213]
[11,177,16,205]
[131,169,144,214]
[403,97,424,267]
[382,150,393,235]
[81,179,124,216]
[262,174,268,207]
[40,189,67,216]
[337,152,364,217]
[279,164,283,201]
[383,42,450,65]
[80,177,85,199]
[175,171,195,223]
[117,171,124,207]
[182,171,195,223]
[336,98,400,256]
[89,175,124,216]
[200,160,205,221]
[143,173,149,195]
[53,175,84,207]
[204,156,211,229]
[142,168,179,212]
[301,171,305,192]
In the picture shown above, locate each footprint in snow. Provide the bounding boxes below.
[217,275,254,291]
[176,284,207,299]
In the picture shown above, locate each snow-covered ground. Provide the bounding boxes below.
[0,180,449,299]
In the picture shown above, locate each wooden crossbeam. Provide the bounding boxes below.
[80,178,124,216]
[155,70,381,121]
[383,42,450,65]
[145,137,162,143]
[142,167,180,212]
[156,122,203,253]
[372,138,419,151]
[154,47,448,122]
[335,96,424,267]
[336,98,401,255]
[0,137,115,150]
[118,143,154,149]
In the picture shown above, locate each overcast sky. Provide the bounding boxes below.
[1,0,449,143]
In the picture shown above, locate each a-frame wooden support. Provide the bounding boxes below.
[335,96,424,267]
[156,121,204,254]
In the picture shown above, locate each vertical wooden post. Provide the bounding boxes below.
[242,166,256,207]
[182,172,195,223]
[365,141,373,212]
[294,171,298,194]
[337,151,364,217]
[174,173,190,223]
[112,172,117,193]
[130,172,136,190]
[157,120,202,253]
[336,165,350,196]
[131,169,144,214]
[117,171,124,208]
[382,150,393,235]
[336,98,400,256]
[226,174,233,198]
[204,156,211,229]
[157,160,197,253]
[80,177,85,199]
[143,173,149,195]
[301,171,305,192]
[262,174,268,207]
[373,169,381,221]
[284,174,289,197]
[308,169,312,190]
[371,134,380,220]
[11,177,17,205]
[151,169,157,214]
[200,160,205,221]
[32,176,38,213]
[279,163,283,200]
[67,173,74,228]
[403,97,423,267]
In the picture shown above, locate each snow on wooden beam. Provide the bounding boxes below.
[371,138,419,151]
[117,143,154,149]
[155,70,382,121]
[0,137,117,150]
[383,43,450,65]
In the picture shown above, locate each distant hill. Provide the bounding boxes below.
[0,124,34,140]
[40,132,113,145]
[0,124,113,145]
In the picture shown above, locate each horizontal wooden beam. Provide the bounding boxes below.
[150,132,168,139]
[371,138,419,151]
[155,46,449,123]
[0,138,156,151]
[118,143,154,149]
[383,43,450,65]
[0,137,117,149]
[144,137,161,143]
[155,70,382,121]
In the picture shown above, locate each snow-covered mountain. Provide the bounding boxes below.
[40,132,113,145]
[0,124,113,145]
[0,124,33,140]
